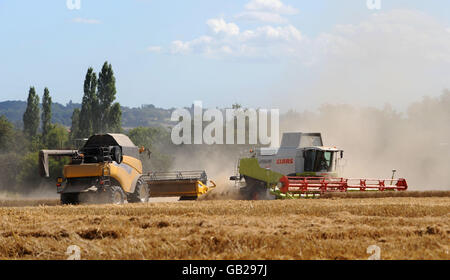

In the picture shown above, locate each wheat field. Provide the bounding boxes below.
[0,197,449,260]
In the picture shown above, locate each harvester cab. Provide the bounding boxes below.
[39,133,215,205]
[253,132,343,178]
[231,132,407,200]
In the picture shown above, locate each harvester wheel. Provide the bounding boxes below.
[128,180,149,203]
[60,193,79,205]
[106,186,125,205]
[240,177,275,200]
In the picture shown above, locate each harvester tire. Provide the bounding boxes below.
[240,177,275,200]
[61,193,80,205]
[128,179,149,203]
[106,186,125,205]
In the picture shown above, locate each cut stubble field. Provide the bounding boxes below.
[0,197,449,260]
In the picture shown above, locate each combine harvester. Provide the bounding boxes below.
[230,132,408,199]
[39,134,215,204]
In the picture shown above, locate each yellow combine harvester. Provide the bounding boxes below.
[39,133,215,204]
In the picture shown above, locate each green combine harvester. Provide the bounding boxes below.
[230,132,408,200]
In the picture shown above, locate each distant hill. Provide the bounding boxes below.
[0,101,175,129]
[122,104,175,128]
[0,100,81,128]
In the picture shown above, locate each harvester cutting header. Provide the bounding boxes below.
[39,133,215,204]
[231,132,408,199]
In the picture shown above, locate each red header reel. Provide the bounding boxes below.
[279,176,408,194]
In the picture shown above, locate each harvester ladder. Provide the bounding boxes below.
[100,147,113,188]
[101,165,111,188]
[101,147,113,162]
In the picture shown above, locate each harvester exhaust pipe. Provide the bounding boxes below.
[391,169,397,185]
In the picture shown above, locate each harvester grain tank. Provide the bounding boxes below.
[39,133,215,204]
[230,132,408,199]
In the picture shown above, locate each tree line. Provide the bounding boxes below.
[0,61,174,194]
[20,61,122,147]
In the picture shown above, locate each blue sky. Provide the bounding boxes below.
[0,0,449,111]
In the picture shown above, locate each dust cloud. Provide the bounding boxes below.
[167,91,450,192]
[168,144,246,199]
[280,91,450,190]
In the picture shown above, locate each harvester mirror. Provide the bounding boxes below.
[340,151,344,158]
[112,146,123,164]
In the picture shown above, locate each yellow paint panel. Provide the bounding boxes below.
[108,162,141,193]
[64,163,103,178]
[122,156,143,174]
[197,181,209,196]
[147,180,215,198]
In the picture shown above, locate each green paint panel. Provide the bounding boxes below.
[239,158,284,185]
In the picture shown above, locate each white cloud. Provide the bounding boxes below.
[276,9,450,111]
[207,18,240,36]
[164,1,302,57]
[145,5,450,115]
[170,40,192,55]
[170,36,214,55]
[156,7,450,68]
[169,19,302,59]
[72,17,101,24]
[314,10,450,63]
[245,0,298,15]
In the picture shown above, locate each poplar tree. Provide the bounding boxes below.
[109,102,122,133]
[23,87,40,137]
[42,87,52,143]
[70,108,81,140]
[79,67,98,137]
[97,61,119,132]
[75,62,122,136]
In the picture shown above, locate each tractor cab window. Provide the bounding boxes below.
[304,149,316,172]
[304,150,335,172]
[318,151,332,172]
